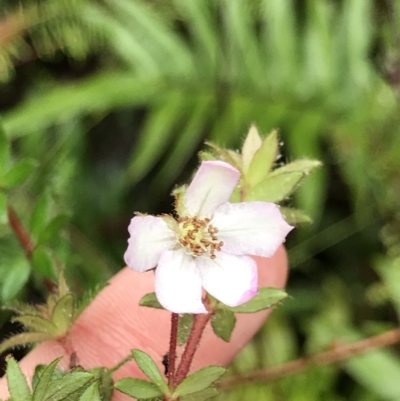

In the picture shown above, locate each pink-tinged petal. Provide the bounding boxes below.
[183,161,240,218]
[124,215,176,273]
[212,202,293,258]
[155,250,207,314]
[197,252,258,307]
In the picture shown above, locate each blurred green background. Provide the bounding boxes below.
[1,0,400,399]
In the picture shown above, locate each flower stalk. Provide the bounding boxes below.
[168,313,179,389]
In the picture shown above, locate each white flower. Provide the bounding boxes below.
[124,161,293,314]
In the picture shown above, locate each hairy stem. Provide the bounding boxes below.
[175,313,212,385]
[7,205,34,258]
[219,327,400,388]
[168,313,179,389]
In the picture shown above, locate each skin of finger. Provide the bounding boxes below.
[0,247,287,400]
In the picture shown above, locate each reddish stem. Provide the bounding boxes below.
[168,313,179,389]
[7,205,34,258]
[175,313,212,385]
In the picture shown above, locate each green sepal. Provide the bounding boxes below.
[0,332,53,353]
[32,246,56,279]
[78,382,102,401]
[205,142,242,169]
[241,125,262,174]
[1,158,38,188]
[178,314,194,346]
[32,357,62,401]
[0,191,7,224]
[6,357,31,401]
[198,151,216,162]
[12,314,57,336]
[246,129,278,187]
[280,207,312,225]
[139,293,164,309]
[51,293,75,336]
[211,309,236,342]
[131,349,170,395]
[38,213,70,245]
[44,370,94,401]
[180,387,220,401]
[173,366,226,398]
[114,378,163,399]
[246,172,303,203]
[219,287,287,313]
[269,158,322,177]
[90,367,114,401]
[0,122,11,175]
[30,192,51,241]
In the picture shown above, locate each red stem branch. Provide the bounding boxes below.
[219,327,400,389]
[168,313,179,389]
[7,205,34,258]
[175,313,212,385]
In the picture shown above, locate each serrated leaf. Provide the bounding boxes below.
[51,294,75,336]
[32,358,62,401]
[221,287,287,313]
[0,332,53,353]
[78,382,102,401]
[139,292,164,309]
[12,315,57,336]
[30,193,51,241]
[269,159,322,176]
[114,378,163,399]
[246,171,304,202]
[211,310,236,342]
[38,214,70,245]
[45,370,94,401]
[0,122,11,175]
[173,366,226,397]
[1,260,30,302]
[6,357,31,401]
[32,246,56,279]
[178,314,194,346]
[280,207,312,225]
[180,387,220,401]
[241,125,262,173]
[131,350,170,395]
[2,158,38,188]
[246,129,278,187]
[0,191,7,224]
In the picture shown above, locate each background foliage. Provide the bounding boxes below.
[1,0,400,399]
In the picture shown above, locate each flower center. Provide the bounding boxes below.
[177,216,223,259]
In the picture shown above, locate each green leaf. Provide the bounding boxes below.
[139,292,164,309]
[0,332,53,353]
[12,315,57,336]
[0,122,10,175]
[78,382,102,401]
[2,158,38,189]
[45,370,94,401]
[114,378,163,399]
[246,129,278,187]
[6,357,31,401]
[32,358,62,401]
[211,309,236,342]
[280,207,313,225]
[131,349,169,395]
[32,246,55,279]
[241,125,262,173]
[51,294,75,336]
[30,193,51,241]
[269,159,322,176]
[221,287,287,313]
[246,172,304,203]
[1,259,30,302]
[173,366,226,398]
[178,314,194,346]
[180,387,220,401]
[38,214,70,245]
[0,191,7,224]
